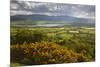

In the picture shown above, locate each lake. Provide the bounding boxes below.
[12,24,66,27]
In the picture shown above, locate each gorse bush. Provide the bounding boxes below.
[11,41,89,65]
[63,38,95,61]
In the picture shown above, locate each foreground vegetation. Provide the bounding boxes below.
[10,25,95,66]
[11,42,90,65]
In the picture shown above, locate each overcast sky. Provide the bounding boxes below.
[10,1,95,19]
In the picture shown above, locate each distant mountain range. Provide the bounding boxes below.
[11,14,95,23]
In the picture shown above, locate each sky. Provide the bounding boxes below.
[10,0,95,19]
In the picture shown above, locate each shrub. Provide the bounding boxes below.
[11,41,89,65]
[11,29,47,44]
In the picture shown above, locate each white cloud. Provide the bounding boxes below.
[10,1,95,19]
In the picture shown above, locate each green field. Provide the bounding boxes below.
[10,21,95,66]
